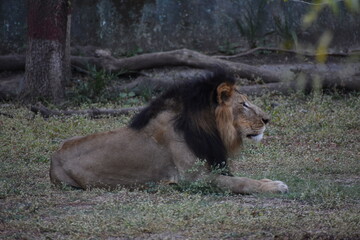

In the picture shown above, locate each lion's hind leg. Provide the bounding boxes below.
[49,154,82,189]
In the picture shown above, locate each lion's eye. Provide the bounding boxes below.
[242,102,250,109]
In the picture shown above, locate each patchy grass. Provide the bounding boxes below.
[1,93,359,239]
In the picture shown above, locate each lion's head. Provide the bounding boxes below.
[233,93,270,141]
[130,69,269,172]
[231,91,269,142]
[215,83,270,155]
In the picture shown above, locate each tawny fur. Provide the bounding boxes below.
[50,80,288,194]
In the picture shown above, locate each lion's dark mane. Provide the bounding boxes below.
[129,69,235,173]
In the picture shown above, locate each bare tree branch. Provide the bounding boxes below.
[214,47,358,60]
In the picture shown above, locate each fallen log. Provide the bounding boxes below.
[313,73,360,91]
[2,49,359,85]
[1,49,360,102]
[71,48,283,83]
[240,82,298,96]
[0,55,26,71]
[30,103,143,118]
[0,49,284,83]
[240,74,360,96]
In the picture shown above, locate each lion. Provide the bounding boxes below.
[50,70,288,194]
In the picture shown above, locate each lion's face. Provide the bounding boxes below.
[215,83,270,154]
[232,91,270,142]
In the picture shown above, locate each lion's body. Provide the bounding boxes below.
[51,111,180,188]
[50,70,288,194]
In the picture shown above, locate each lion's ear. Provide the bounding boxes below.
[217,82,234,105]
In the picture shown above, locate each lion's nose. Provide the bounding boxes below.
[262,117,270,124]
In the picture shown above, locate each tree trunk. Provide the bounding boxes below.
[20,0,71,104]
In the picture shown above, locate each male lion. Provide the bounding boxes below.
[50,70,288,194]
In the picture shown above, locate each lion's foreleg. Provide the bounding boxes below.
[213,175,288,194]
[168,135,288,194]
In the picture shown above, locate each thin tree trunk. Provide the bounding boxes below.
[20,0,71,104]
[64,11,72,86]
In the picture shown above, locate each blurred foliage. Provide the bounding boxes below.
[283,0,360,63]
[300,0,359,28]
[315,30,333,63]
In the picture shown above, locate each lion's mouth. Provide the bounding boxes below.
[246,133,264,142]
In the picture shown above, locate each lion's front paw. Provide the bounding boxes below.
[259,179,288,193]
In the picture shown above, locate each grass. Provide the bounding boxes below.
[1,92,359,239]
